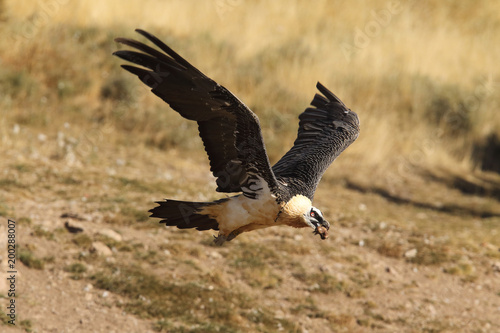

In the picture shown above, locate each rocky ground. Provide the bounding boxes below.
[1,148,499,333]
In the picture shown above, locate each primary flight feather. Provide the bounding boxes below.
[114,29,359,245]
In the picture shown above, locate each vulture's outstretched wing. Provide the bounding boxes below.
[272,82,360,200]
[114,30,279,199]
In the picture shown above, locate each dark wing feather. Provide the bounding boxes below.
[272,82,360,200]
[114,29,279,199]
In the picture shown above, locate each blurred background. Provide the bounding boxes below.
[2,0,499,182]
[0,1,499,332]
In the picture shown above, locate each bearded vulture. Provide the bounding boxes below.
[114,29,360,245]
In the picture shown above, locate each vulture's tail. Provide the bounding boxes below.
[149,199,228,231]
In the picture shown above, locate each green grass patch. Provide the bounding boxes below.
[72,234,93,248]
[64,262,87,273]
[0,202,9,217]
[64,262,87,280]
[18,249,45,270]
[406,243,457,266]
[91,263,247,326]
[11,163,34,173]
[115,176,166,194]
[101,205,150,225]
[0,311,11,324]
[133,249,163,266]
[375,241,404,258]
[228,242,283,288]
[89,262,295,331]
[32,225,55,240]
[242,308,300,332]
[20,319,33,332]
[291,300,326,318]
[229,242,280,269]
[16,217,32,225]
[60,175,82,185]
[0,178,24,189]
[292,270,347,294]
[153,320,241,333]
[120,206,150,223]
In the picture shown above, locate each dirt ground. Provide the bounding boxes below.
[1,1,500,331]
[1,150,499,332]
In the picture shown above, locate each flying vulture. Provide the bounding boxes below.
[114,30,360,245]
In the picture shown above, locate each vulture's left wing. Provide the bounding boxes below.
[114,30,279,200]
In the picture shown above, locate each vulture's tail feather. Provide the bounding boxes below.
[149,199,227,231]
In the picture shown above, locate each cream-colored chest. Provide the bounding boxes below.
[200,193,280,234]
[277,194,312,228]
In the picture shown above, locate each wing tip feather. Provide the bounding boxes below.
[316,81,347,107]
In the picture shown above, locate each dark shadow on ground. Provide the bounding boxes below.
[421,171,500,201]
[345,181,500,219]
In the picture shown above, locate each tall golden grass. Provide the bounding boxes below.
[1,0,499,186]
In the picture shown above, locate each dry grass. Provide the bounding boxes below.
[1,1,499,332]
[1,0,499,183]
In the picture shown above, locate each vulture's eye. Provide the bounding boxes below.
[310,211,316,217]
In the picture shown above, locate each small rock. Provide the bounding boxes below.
[416,212,428,220]
[358,203,367,211]
[385,266,401,280]
[275,310,285,319]
[38,133,47,142]
[105,257,116,263]
[319,265,330,273]
[405,248,418,258]
[308,283,320,291]
[64,221,84,234]
[385,266,396,274]
[61,212,86,221]
[98,229,123,242]
[492,262,500,272]
[209,251,222,259]
[427,304,436,317]
[482,242,499,251]
[102,291,109,298]
[90,242,113,257]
